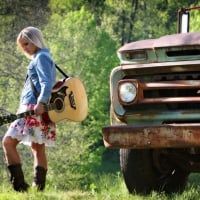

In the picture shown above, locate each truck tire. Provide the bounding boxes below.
[120,149,188,194]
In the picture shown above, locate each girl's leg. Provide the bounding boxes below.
[2,136,20,164]
[31,142,47,191]
[2,136,29,192]
[31,142,47,169]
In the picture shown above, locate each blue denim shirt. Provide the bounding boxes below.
[20,48,56,104]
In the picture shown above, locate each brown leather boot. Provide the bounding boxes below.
[7,164,29,192]
[33,166,47,191]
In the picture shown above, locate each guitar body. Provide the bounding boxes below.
[48,77,88,122]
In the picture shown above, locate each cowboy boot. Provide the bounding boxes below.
[33,166,47,191]
[7,164,29,192]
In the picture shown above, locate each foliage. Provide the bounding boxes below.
[44,7,118,178]
[0,0,50,111]
[190,3,200,32]
[101,0,200,46]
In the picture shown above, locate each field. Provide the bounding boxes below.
[0,173,200,200]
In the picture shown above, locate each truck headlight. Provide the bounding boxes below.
[119,82,137,103]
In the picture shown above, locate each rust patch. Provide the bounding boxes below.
[102,124,200,149]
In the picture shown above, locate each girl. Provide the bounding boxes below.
[2,26,56,192]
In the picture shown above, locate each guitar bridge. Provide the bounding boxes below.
[69,91,76,109]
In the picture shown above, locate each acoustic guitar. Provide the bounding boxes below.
[0,77,88,126]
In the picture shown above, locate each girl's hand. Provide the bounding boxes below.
[34,102,44,116]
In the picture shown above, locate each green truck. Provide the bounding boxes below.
[102,7,200,194]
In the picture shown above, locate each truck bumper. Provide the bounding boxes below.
[102,124,200,149]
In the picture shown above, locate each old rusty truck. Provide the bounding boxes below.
[102,7,200,194]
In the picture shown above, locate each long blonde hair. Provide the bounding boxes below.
[17,26,46,49]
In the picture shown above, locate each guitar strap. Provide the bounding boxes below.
[55,64,69,78]
[29,64,69,99]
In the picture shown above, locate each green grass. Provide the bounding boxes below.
[1,147,200,199]
[1,173,200,200]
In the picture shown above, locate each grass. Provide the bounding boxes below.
[1,173,200,200]
[0,147,199,199]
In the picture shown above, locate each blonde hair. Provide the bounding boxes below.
[17,26,46,49]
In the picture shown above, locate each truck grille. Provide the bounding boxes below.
[123,71,200,112]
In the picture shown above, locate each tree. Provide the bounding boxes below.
[190,5,200,32]
[100,0,200,46]
[44,7,118,182]
[0,0,50,111]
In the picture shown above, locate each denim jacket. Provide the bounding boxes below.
[20,48,56,104]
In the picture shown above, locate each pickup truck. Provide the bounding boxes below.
[102,31,200,194]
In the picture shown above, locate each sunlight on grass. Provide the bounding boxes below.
[0,173,200,200]
[0,188,91,200]
[0,187,200,200]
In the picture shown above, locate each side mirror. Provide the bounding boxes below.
[178,8,190,33]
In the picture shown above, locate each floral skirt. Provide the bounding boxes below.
[5,104,56,146]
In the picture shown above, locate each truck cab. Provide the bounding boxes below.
[102,7,200,194]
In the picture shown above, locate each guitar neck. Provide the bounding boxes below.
[16,110,35,118]
[0,110,36,126]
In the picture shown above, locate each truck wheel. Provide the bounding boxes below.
[120,149,160,194]
[120,149,188,194]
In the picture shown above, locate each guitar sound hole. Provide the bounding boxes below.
[54,98,63,111]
